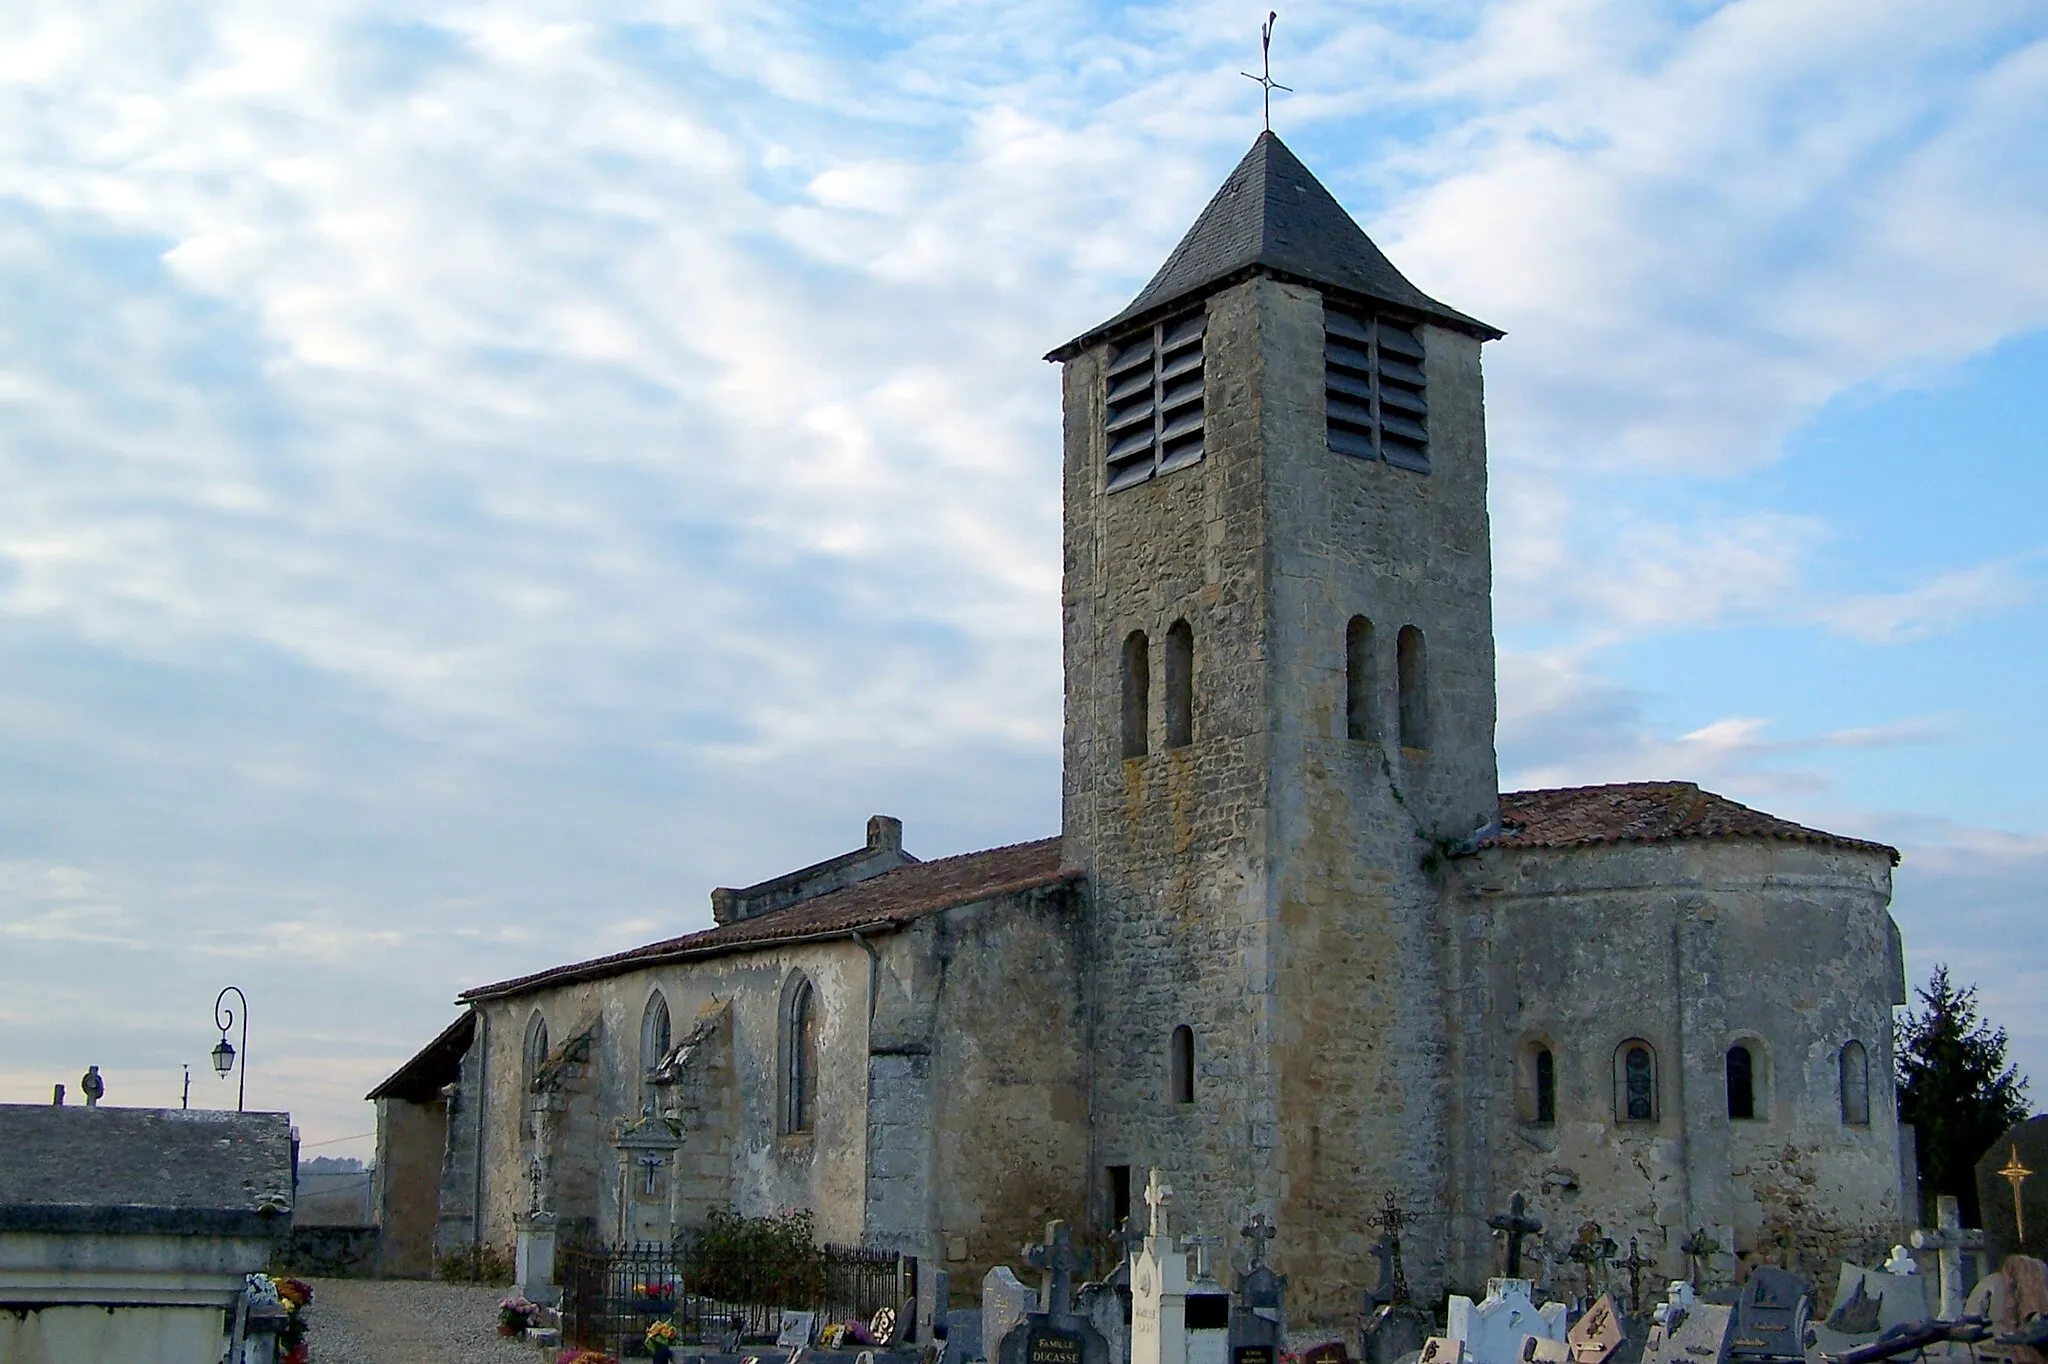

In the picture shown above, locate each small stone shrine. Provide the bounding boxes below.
[987,1267,1041,1361]
[998,1221,1110,1364]
[612,1113,682,1245]
[1134,1171,1191,1364]
[1976,1118,2048,1263]
[1912,1195,1987,1319]
[1448,1279,1568,1364]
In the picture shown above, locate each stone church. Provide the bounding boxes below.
[370,133,1911,1330]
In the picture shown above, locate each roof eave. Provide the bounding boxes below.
[1045,265,1503,363]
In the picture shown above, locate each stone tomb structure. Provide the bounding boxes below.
[374,129,1913,1332]
[1447,1278,1568,1364]
[0,1104,296,1364]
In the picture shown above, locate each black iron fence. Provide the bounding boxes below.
[562,1239,915,1357]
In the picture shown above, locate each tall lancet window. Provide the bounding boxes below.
[1122,630,1151,758]
[1104,311,1206,491]
[1325,306,1429,472]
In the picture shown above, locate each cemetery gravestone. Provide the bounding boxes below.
[1447,1279,1568,1364]
[1300,1344,1348,1364]
[1975,1118,2048,1263]
[1727,1266,1808,1362]
[1075,1281,1130,1364]
[780,1312,819,1349]
[999,1222,1111,1364]
[1133,1171,1189,1364]
[942,1312,984,1364]
[1641,1299,1734,1364]
[987,1268,1041,1361]
[1813,1264,1929,1356]
[1568,1295,1626,1364]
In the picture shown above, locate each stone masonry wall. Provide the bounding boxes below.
[1447,840,1905,1297]
[1062,277,1277,1278]
[1261,282,1499,1326]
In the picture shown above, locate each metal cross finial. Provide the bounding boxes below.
[1678,1228,1716,1287]
[1567,1223,1618,1298]
[1144,1168,1174,1240]
[1240,12,1292,134]
[528,1155,546,1216]
[2001,1144,2035,1242]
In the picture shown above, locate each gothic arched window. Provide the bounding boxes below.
[782,974,819,1135]
[1170,1025,1195,1105]
[1614,1040,1657,1123]
[1726,1043,1757,1120]
[1397,625,1430,749]
[1164,620,1194,749]
[1840,1039,1871,1125]
[1346,616,1377,742]
[1122,630,1150,758]
[523,1012,549,1093]
[642,992,671,1073]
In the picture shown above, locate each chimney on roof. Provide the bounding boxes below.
[867,814,903,853]
[709,814,913,928]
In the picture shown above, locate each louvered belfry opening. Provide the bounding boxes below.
[1104,310,1206,491]
[1324,304,1429,472]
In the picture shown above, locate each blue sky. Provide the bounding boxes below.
[1,1,2044,1160]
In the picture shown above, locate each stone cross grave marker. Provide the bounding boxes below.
[1241,1215,1276,1272]
[1447,1278,1568,1364]
[1910,1194,1986,1318]
[1568,1294,1626,1364]
[1488,1196,1544,1280]
[1133,1173,1189,1364]
[1001,1221,1111,1364]
[1027,1222,1081,1323]
[986,1267,1040,1360]
[1678,1230,1718,1289]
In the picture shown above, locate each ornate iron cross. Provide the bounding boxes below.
[1241,1212,1278,1271]
[1486,1193,1544,1278]
[1369,1192,1418,1304]
[1616,1237,1653,1316]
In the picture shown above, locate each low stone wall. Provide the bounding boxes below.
[272,1224,381,1278]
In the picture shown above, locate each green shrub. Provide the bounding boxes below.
[683,1209,825,1307]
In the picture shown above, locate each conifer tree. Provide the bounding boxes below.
[1896,964,2030,1224]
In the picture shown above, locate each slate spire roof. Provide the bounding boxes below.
[1050,131,1499,360]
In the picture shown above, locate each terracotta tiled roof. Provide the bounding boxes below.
[1490,782,1898,862]
[462,837,1074,1002]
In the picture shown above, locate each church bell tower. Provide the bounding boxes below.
[1050,133,1502,1324]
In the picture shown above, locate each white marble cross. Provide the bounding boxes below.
[1909,1195,1985,1318]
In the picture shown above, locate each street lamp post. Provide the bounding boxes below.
[212,986,248,1112]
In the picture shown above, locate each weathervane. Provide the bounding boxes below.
[1241,12,1292,133]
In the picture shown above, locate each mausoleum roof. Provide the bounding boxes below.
[1491,782,1899,863]
[1049,131,1499,361]
[463,836,1074,1001]
[0,1105,296,1236]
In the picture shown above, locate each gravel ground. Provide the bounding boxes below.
[304,1278,548,1364]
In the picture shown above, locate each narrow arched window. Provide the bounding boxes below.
[1164,620,1193,749]
[1170,1025,1195,1105]
[524,1012,549,1093]
[1534,1048,1556,1125]
[642,992,671,1073]
[1840,1039,1870,1125]
[1614,1040,1657,1123]
[1726,1044,1756,1120]
[1122,630,1150,758]
[1397,625,1429,748]
[1346,616,1377,742]
[782,975,819,1134]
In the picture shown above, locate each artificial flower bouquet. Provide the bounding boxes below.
[501,1295,542,1334]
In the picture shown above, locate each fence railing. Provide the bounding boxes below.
[561,1239,915,1357]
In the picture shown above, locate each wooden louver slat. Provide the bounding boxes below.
[1105,310,1205,491]
[1324,304,1429,473]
